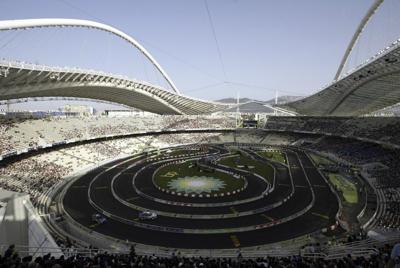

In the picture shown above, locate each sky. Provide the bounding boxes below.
[0,0,399,110]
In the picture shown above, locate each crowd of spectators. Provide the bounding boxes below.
[156,133,222,145]
[264,116,400,146]
[0,115,236,156]
[1,242,400,268]
[5,115,400,158]
[0,118,31,154]
[0,158,68,205]
[85,142,122,159]
[304,137,397,166]
[299,135,400,231]
[377,188,400,229]
[161,116,235,131]
[0,121,13,154]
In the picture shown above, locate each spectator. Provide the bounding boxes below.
[392,242,400,268]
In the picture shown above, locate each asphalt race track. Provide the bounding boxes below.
[62,144,339,249]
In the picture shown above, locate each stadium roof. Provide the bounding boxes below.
[283,39,400,116]
[2,15,400,116]
[0,60,230,115]
[0,18,233,115]
[5,42,400,116]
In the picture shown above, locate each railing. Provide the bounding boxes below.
[0,242,392,260]
[0,244,127,258]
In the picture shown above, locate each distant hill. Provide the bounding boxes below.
[216,98,256,104]
[216,95,303,105]
[223,102,275,113]
[265,95,304,105]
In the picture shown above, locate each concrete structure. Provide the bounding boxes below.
[104,109,153,117]
[62,104,94,116]
[0,189,61,256]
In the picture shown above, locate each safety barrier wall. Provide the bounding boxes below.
[359,171,382,229]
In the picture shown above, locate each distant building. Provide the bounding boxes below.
[0,110,65,118]
[61,104,94,116]
[214,101,280,128]
[104,109,155,117]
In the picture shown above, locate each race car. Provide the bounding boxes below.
[91,213,107,224]
[138,211,157,220]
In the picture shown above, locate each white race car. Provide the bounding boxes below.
[91,213,107,224]
[138,211,157,220]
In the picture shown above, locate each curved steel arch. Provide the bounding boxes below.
[0,18,181,95]
[334,0,384,80]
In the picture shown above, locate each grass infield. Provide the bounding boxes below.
[328,173,358,204]
[257,151,286,165]
[309,153,335,166]
[154,160,246,194]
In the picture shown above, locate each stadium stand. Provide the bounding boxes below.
[3,116,400,232]
[264,116,400,147]
[1,115,400,256]
[0,132,226,206]
[0,115,236,157]
[264,117,400,232]
[0,242,399,267]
